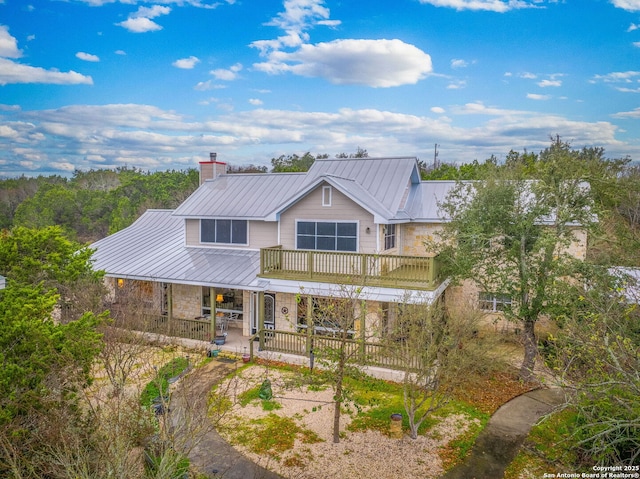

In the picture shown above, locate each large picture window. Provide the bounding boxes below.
[201,219,247,245]
[296,221,357,252]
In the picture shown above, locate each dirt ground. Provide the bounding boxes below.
[215,365,481,479]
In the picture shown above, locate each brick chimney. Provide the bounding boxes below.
[199,152,228,185]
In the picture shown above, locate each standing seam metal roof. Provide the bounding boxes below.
[91,210,261,288]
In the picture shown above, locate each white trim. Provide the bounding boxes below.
[322,185,332,207]
[266,277,449,304]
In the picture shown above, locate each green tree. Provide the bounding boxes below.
[434,139,597,381]
[549,267,640,465]
[0,226,105,322]
[271,152,316,172]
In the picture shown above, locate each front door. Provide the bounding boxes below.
[250,292,276,334]
[264,293,275,330]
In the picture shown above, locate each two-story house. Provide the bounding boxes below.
[91,154,587,357]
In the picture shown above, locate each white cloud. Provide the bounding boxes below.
[249,98,263,106]
[210,63,243,81]
[254,39,432,88]
[520,72,537,79]
[115,50,126,55]
[450,59,468,69]
[117,6,171,33]
[173,56,200,69]
[0,25,22,58]
[616,86,640,93]
[446,80,467,89]
[417,0,541,12]
[431,106,446,114]
[592,71,640,83]
[628,23,640,31]
[76,52,100,62]
[612,107,640,118]
[2,102,633,177]
[611,0,640,11]
[634,41,640,48]
[0,58,93,86]
[537,79,562,87]
[251,0,340,54]
[527,93,551,100]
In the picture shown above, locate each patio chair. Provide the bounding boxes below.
[216,315,228,334]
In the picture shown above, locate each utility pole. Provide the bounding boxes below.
[433,143,439,170]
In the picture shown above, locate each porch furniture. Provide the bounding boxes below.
[216,308,243,328]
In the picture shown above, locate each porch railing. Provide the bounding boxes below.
[135,314,212,342]
[251,328,422,371]
[259,247,440,290]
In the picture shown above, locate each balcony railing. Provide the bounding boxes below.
[259,247,440,290]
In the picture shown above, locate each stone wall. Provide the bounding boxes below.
[171,283,201,320]
[401,223,443,256]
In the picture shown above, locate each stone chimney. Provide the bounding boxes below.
[199,152,228,185]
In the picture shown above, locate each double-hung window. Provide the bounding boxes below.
[384,224,396,250]
[201,219,247,245]
[478,292,512,312]
[296,221,357,252]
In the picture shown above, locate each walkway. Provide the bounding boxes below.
[441,388,567,479]
[169,355,283,479]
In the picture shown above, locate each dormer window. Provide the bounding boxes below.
[322,186,332,207]
[201,219,247,245]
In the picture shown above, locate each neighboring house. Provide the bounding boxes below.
[91,154,587,354]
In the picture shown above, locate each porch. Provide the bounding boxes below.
[259,247,441,290]
[248,328,421,372]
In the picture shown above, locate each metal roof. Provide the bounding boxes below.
[173,173,307,219]
[404,181,459,222]
[91,210,261,289]
[304,157,420,217]
[174,157,422,223]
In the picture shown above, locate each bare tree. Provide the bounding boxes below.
[386,298,494,439]
[296,285,372,444]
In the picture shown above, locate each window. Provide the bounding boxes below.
[296,221,357,252]
[322,186,332,206]
[384,224,396,250]
[201,219,247,245]
[297,296,355,337]
[478,292,512,312]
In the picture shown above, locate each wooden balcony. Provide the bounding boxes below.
[259,247,441,291]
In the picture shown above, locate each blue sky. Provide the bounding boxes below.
[0,0,639,177]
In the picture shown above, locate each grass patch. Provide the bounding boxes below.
[232,413,322,459]
[237,384,282,411]
[438,408,489,471]
[140,356,189,407]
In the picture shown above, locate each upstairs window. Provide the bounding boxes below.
[201,219,247,245]
[384,224,396,250]
[322,186,332,206]
[297,221,357,252]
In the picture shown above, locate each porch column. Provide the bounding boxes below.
[167,283,173,337]
[258,291,265,350]
[210,287,216,340]
[306,294,313,355]
[359,299,366,362]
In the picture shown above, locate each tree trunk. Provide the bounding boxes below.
[332,375,343,444]
[520,319,537,382]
